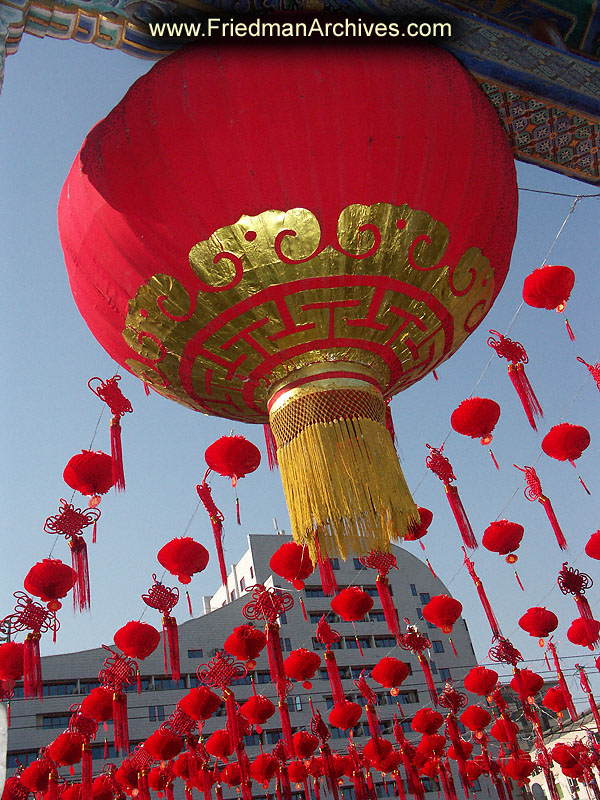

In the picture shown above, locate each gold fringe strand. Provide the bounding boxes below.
[276,416,418,561]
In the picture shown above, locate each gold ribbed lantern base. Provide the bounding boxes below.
[268,365,418,560]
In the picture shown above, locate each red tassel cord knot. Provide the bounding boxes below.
[462,550,502,640]
[360,553,401,640]
[88,375,132,492]
[488,331,543,429]
[397,623,437,705]
[576,665,600,734]
[98,645,137,754]
[314,539,337,596]
[514,465,567,549]
[425,444,477,549]
[557,563,599,648]
[577,357,600,392]
[141,576,181,681]
[197,473,228,587]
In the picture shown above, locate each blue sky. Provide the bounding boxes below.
[0,35,599,709]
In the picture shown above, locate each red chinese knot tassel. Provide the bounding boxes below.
[488,332,542,430]
[88,375,132,492]
[515,465,567,550]
[463,549,502,640]
[426,445,477,549]
[197,474,228,587]
[23,632,43,700]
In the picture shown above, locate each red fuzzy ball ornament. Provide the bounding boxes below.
[482,520,524,563]
[63,450,115,506]
[463,666,498,696]
[47,731,85,765]
[223,624,266,669]
[585,531,600,560]
[543,687,568,713]
[459,705,491,733]
[20,761,52,793]
[328,700,362,730]
[503,754,535,783]
[250,754,278,785]
[293,730,319,758]
[405,507,433,542]
[157,537,209,584]
[510,669,543,698]
[205,436,261,486]
[284,648,321,688]
[114,621,160,660]
[269,542,314,590]
[542,423,590,463]
[330,587,373,621]
[567,616,600,649]
[79,687,114,722]
[523,265,574,312]
[205,729,234,760]
[489,718,518,743]
[411,707,444,735]
[239,695,275,726]
[450,397,500,445]
[0,642,24,681]
[23,559,77,610]
[416,734,446,757]
[178,686,221,720]
[371,657,410,689]
[422,594,462,634]
[288,760,308,783]
[144,729,184,761]
[518,607,558,641]
[221,764,242,787]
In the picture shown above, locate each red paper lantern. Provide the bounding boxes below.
[416,734,446,757]
[144,730,184,761]
[269,542,314,590]
[450,397,500,444]
[239,695,275,726]
[205,729,234,760]
[79,686,114,722]
[567,616,600,649]
[114,761,138,790]
[542,686,568,713]
[363,737,393,767]
[178,686,221,720]
[292,730,319,759]
[465,761,485,782]
[157,537,209,584]
[63,450,114,504]
[518,607,558,640]
[542,423,590,463]
[62,785,83,800]
[510,669,544,698]
[503,753,535,783]
[288,761,308,784]
[146,769,171,795]
[114,621,160,660]
[250,754,278,785]
[411,708,444,735]
[0,642,24,681]
[328,701,362,730]
[482,520,524,562]
[20,761,52,793]
[405,507,433,542]
[47,731,85,766]
[23,559,77,610]
[221,763,242,787]
[284,648,321,688]
[585,530,600,560]
[59,43,517,567]
[205,436,261,486]
[464,665,498,696]
[377,751,402,773]
[223,624,267,668]
[422,594,462,634]
[330,587,373,622]
[459,705,491,732]
[489,718,518,743]
[523,265,574,312]
[370,657,410,689]
[551,744,578,768]
[448,740,473,760]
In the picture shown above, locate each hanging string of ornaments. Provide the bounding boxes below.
[2,37,599,800]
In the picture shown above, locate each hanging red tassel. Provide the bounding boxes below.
[489,449,500,470]
[462,549,502,639]
[565,318,575,340]
[487,332,543,430]
[88,375,132,492]
[113,691,130,754]
[576,665,600,734]
[515,571,525,591]
[23,632,43,700]
[324,650,346,705]
[393,771,406,800]
[163,616,181,682]
[398,623,437,705]
[439,764,458,800]
[319,744,340,800]
[360,552,401,640]
[81,742,93,800]
[426,445,477,549]
[186,592,193,616]
[515,465,567,549]
[266,622,287,697]
[197,474,228,587]
[299,596,307,622]
[315,540,337,596]
[69,536,91,612]
[278,699,294,760]
[264,424,278,470]
[557,563,600,648]
[546,642,577,722]
[577,356,600,392]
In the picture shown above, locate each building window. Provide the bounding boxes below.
[410,584,418,596]
[419,593,431,605]
[282,637,292,652]
[342,788,355,800]
[188,649,203,658]
[369,611,386,622]
[374,636,396,648]
[287,696,303,711]
[426,621,436,629]
[330,727,347,739]
[244,733,262,747]
[439,668,452,681]
[396,690,419,704]
[231,675,253,686]
[353,558,364,570]
[240,577,246,591]
[310,612,324,624]
[345,637,371,650]
[91,743,118,760]
[154,677,186,690]
[400,719,412,734]
[79,679,100,693]
[256,671,271,684]
[44,682,77,697]
[416,608,423,619]
[41,714,71,729]
[313,637,341,650]
[430,661,437,674]
[325,696,335,709]
[125,678,150,692]
[149,706,165,722]
[351,666,375,678]
[362,586,379,597]
[421,777,439,794]
[266,730,283,744]
[7,751,38,769]
[280,612,288,625]
[305,587,326,598]
[330,558,340,570]
[432,641,444,654]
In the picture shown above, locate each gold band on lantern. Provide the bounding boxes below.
[267,364,418,561]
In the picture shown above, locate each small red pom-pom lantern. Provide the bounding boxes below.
[503,753,535,783]
[450,397,500,445]
[221,763,242,787]
[363,737,393,767]
[114,621,160,660]
[411,708,444,735]
[288,760,308,784]
[482,520,524,563]
[293,730,319,759]
[518,607,558,643]
[223,624,266,668]
[250,754,278,785]
[114,761,139,791]
[23,559,77,611]
[405,507,433,542]
[465,761,485,782]
[269,542,314,590]
[144,730,184,761]
[239,695,276,726]
[567,616,600,649]
[330,587,373,621]
[47,731,85,766]
[510,669,544,699]
[20,760,52,793]
[94,774,119,800]
[328,701,362,730]
[284,648,321,688]
[542,423,590,464]
[370,657,410,689]
[0,642,24,681]
[542,687,568,713]
[448,739,473,761]
[205,729,234,760]
[422,595,462,634]
[459,705,491,733]
[63,450,115,506]
[489,717,519,743]
[551,744,578,768]
[79,687,114,722]
[205,436,261,486]
[157,537,209,584]
[416,734,446,757]
[178,686,221,720]
[585,531,600,560]
[523,265,574,312]
[463,665,498,696]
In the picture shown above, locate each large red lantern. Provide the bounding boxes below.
[58,43,517,563]
[63,450,115,506]
[157,537,209,584]
[23,559,77,611]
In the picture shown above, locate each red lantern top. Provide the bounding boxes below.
[523,265,574,312]
[459,705,491,732]
[23,559,77,609]
[482,520,524,556]
[205,436,261,486]
[330,587,373,622]
[450,397,501,445]
[269,542,314,590]
[411,708,444,735]
[518,607,558,639]
[157,537,209,584]
[223,624,267,662]
[463,665,498,696]
[422,594,462,634]
[114,621,160,660]
[63,450,114,500]
[542,423,590,463]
